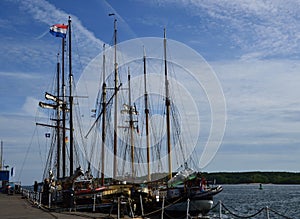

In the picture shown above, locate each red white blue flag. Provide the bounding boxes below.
[49,24,68,38]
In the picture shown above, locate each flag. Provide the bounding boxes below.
[11,167,15,177]
[50,24,68,38]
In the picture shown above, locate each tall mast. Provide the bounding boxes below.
[164,29,172,179]
[0,140,3,170]
[101,44,107,186]
[143,48,151,182]
[128,67,135,178]
[110,15,118,179]
[68,16,74,176]
[56,56,61,179]
[62,31,66,178]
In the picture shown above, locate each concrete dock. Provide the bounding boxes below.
[0,193,137,219]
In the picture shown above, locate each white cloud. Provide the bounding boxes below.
[21,96,39,116]
[211,59,300,148]
[154,0,300,59]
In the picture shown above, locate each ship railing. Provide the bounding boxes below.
[21,188,43,208]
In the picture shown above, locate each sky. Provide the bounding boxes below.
[1,0,300,185]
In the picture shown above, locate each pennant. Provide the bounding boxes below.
[49,24,68,38]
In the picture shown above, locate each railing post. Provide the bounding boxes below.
[161,196,165,219]
[266,206,270,219]
[219,200,222,219]
[140,194,144,216]
[48,192,51,209]
[39,192,42,208]
[117,197,120,219]
[129,198,134,218]
[186,198,190,219]
[93,194,96,212]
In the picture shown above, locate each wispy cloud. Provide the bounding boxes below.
[153,0,300,59]
[0,71,42,79]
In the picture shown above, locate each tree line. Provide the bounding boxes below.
[202,171,300,184]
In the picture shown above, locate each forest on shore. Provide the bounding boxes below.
[201,171,300,184]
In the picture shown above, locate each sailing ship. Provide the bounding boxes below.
[37,15,222,217]
[38,17,105,209]
[80,17,223,217]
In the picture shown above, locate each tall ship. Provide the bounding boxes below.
[37,16,222,218]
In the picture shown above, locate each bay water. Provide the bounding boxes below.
[210,184,300,219]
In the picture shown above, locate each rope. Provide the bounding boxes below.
[143,196,184,217]
[221,202,265,218]
[219,202,293,219]
[209,201,219,211]
[268,207,293,219]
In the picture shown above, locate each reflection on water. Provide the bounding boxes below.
[210,184,300,218]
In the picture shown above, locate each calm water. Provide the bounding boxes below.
[210,184,300,219]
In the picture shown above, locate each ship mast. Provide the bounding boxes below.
[56,56,61,179]
[127,67,135,178]
[143,48,151,182]
[110,14,118,179]
[68,16,74,176]
[101,44,107,186]
[62,31,66,178]
[164,29,172,179]
[0,140,3,170]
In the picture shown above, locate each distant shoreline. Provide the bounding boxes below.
[202,171,300,184]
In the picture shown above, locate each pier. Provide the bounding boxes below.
[0,192,140,219]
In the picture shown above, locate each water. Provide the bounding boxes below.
[210,184,300,219]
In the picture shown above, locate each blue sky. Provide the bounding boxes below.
[1,0,300,185]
